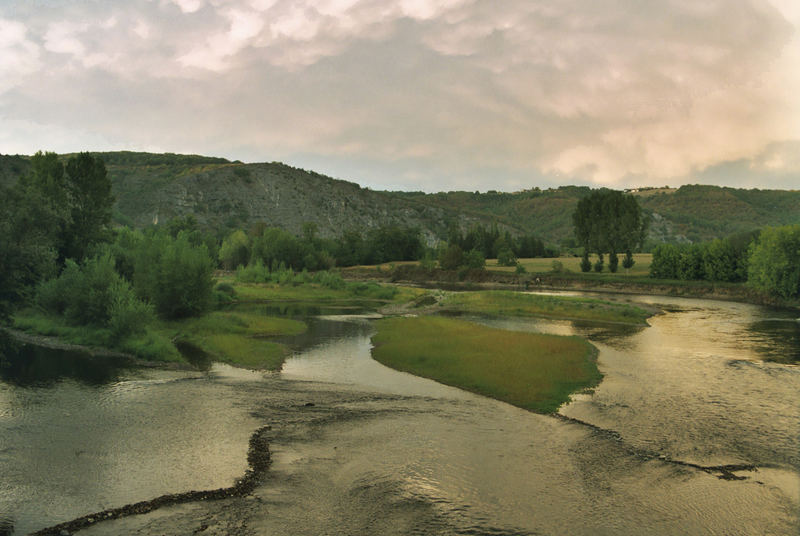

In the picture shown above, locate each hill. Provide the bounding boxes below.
[2,151,799,246]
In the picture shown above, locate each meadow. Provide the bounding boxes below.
[371,316,601,414]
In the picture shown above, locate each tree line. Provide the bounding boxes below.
[572,188,800,300]
[650,227,800,299]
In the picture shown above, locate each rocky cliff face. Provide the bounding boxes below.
[5,151,798,246]
[113,161,495,243]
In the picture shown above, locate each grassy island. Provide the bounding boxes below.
[371,316,601,413]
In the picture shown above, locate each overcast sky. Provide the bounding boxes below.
[1,0,799,192]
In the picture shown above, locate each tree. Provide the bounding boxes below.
[219,229,251,269]
[649,244,680,279]
[0,185,58,319]
[748,225,800,299]
[573,189,647,267]
[133,231,215,319]
[64,153,114,260]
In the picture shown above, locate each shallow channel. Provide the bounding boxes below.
[0,293,798,535]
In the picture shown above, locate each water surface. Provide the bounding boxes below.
[1,294,798,535]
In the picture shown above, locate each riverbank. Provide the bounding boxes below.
[343,264,799,310]
[4,279,417,371]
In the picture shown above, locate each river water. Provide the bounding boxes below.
[0,294,797,535]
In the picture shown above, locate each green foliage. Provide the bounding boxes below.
[650,244,681,279]
[0,185,58,319]
[439,244,464,270]
[580,253,592,273]
[63,153,114,260]
[219,229,251,269]
[35,253,153,339]
[551,260,564,273]
[704,238,743,282]
[593,254,604,272]
[677,244,705,280]
[573,189,647,259]
[622,251,635,270]
[748,225,800,299]
[515,262,527,274]
[464,249,486,270]
[497,247,517,266]
[134,231,215,319]
[608,252,619,273]
[650,234,753,283]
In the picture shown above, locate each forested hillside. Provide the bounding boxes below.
[2,152,798,246]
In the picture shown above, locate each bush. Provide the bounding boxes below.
[515,263,527,274]
[608,252,619,273]
[580,254,592,273]
[107,280,154,339]
[748,225,800,299]
[622,252,635,270]
[593,255,604,272]
[134,232,215,319]
[439,244,464,271]
[551,260,564,273]
[36,253,153,338]
[236,259,271,283]
[463,249,486,270]
[650,244,680,279]
[497,248,517,267]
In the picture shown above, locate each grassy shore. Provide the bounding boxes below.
[371,316,601,413]
[10,278,413,370]
[161,311,306,369]
[439,290,652,325]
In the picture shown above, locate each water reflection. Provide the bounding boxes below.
[0,343,133,387]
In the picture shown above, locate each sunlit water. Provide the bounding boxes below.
[1,294,798,535]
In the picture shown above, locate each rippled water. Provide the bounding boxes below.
[1,294,798,535]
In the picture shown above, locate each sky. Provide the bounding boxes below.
[1,0,799,192]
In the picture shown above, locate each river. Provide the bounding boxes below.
[0,294,797,535]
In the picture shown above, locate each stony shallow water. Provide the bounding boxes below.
[0,294,798,535]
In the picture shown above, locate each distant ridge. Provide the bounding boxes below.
[2,151,799,245]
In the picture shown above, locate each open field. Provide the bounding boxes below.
[491,254,653,277]
[371,316,601,413]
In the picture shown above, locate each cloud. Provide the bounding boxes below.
[0,0,798,192]
[0,18,41,94]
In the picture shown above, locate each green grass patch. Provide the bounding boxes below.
[159,310,306,370]
[371,316,601,413]
[229,279,407,303]
[12,311,182,362]
[440,290,651,325]
[13,309,306,370]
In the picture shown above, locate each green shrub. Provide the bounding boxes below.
[497,248,517,267]
[608,252,619,273]
[134,232,215,319]
[464,249,485,270]
[236,259,271,283]
[580,254,592,272]
[35,253,153,337]
[748,225,800,299]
